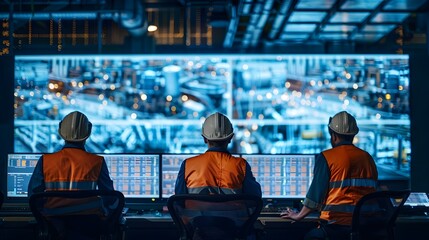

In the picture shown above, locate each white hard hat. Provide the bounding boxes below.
[328,111,359,135]
[59,111,92,142]
[202,112,234,141]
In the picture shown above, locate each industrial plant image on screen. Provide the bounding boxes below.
[14,54,410,175]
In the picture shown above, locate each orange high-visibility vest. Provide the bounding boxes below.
[320,145,378,225]
[43,148,103,191]
[184,151,247,194]
[42,148,105,212]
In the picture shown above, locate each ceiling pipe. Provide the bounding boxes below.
[0,0,148,37]
[0,12,103,19]
[113,0,148,37]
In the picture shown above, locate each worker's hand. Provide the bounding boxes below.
[279,207,300,222]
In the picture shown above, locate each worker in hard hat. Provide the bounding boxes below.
[28,111,114,195]
[27,111,116,239]
[174,112,262,239]
[280,111,378,240]
[174,112,261,197]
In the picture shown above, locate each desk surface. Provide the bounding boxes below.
[0,210,326,224]
[2,212,429,240]
[2,211,429,222]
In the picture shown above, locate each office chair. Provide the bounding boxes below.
[0,191,4,209]
[167,194,263,240]
[350,190,410,240]
[29,190,125,240]
[0,191,3,228]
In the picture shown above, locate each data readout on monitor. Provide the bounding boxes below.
[7,154,41,197]
[101,154,160,198]
[161,154,197,198]
[404,192,429,207]
[242,154,315,198]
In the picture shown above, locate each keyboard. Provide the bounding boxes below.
[400,206,429,216]
[0,203,32,216]
[259,205,294,217]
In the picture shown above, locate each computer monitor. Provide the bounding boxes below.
[404,192,429,207]
[161,154,198,199]
[7,153,41,198]
[7,153,161,202]
[242,154,316,199]
[101,154,160,199]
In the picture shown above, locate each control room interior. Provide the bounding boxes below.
[1,0,429,240]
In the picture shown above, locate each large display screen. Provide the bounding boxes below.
[14,54,411,174]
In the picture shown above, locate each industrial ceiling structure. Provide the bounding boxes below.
[0,0,428,53]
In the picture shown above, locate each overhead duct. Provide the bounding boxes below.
[1,0,148,37]
[0,12,101,20]
[113,0,148,37]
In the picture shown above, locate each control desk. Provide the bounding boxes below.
[2,209,428,240]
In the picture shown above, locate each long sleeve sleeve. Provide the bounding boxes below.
[242,162,262,197]
[174,161,188,195]
[27,156,45,197]
[303,153,330,210]
[97,159,114,191]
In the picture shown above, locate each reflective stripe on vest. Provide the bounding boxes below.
[187,186,243,195]
[45,181,98,190]
[329,179,377,188]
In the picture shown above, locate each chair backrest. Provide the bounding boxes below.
[167,194,263,240]
[0,191,4,210]
[351,190,410,240]
[29,190,125,240]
